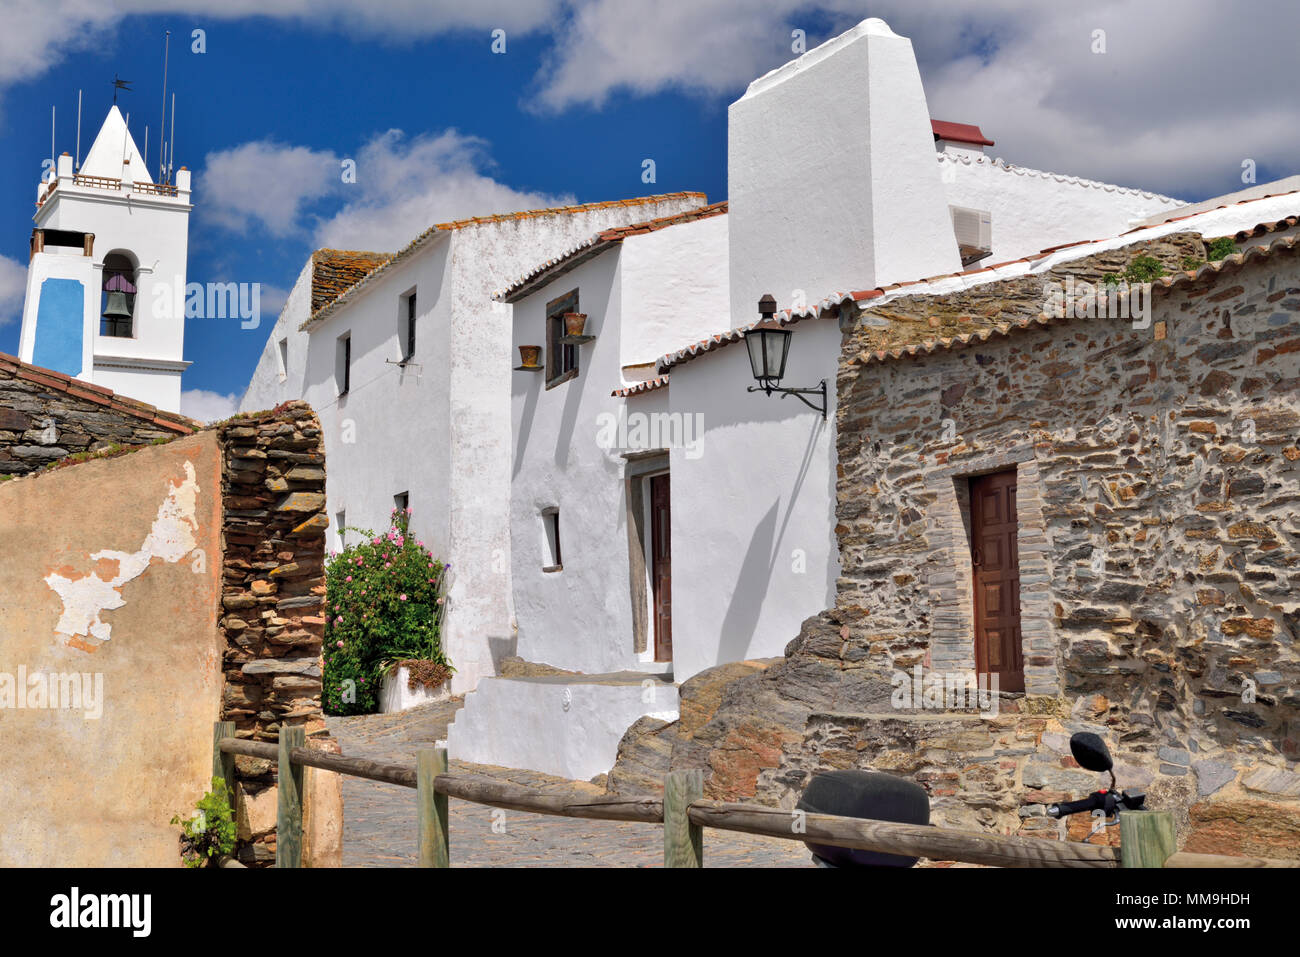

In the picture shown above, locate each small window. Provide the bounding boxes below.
[394,490,409,516]
[542,507,561,571]
[336,333,351,396]
[336,510,346,550]
[401,289,417,362]
[545,289,579,388]
[277,337,289,378]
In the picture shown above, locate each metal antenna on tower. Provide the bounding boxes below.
[168,93,176,184]
[50,106,55,177]
[75,89,82,171]
[158,30,170,183]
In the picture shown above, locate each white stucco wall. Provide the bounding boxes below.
[939,150,1185,265]
[666,317,842,683]
[446,677,679,781]
[236,195,708,693]
[619,213,730,366]
[240,257,314,413]
[508,214,730,675]
[728,18,960,327]
[510,249,642,674]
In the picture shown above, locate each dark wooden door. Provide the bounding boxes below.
[650,474,672,662]
[969,470,1023,693]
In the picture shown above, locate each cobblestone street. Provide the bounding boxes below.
[326,702,812,868]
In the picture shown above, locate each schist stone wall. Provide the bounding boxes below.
[216,402,340,866]
[0,351,196,476]
[667,237,1300,859]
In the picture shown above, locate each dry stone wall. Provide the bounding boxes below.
[0,352,195,477]
[216,402,337,865]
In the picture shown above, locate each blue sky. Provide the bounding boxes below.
[2,1,1298,419]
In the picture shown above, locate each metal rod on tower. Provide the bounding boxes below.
[50,106,55,174]
[168,93,176,184]
[159,30,170,183]
[144,125,149,171]
[76,90,82,171]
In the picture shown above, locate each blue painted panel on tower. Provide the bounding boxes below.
[31,278,84,376]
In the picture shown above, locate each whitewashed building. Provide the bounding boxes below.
[239,193,710,692]
[18,106,194,412]
[447,17,1195,776]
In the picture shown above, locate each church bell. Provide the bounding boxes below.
[102,290,132,320]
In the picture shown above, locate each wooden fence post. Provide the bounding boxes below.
[276,725,306,868]
[1119,811,1176,868]
[417,747,450,868]
[664,769,704,868]
[212,720,236,813]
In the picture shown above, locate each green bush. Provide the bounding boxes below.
[171,778,237,868]
[322,508,450,715]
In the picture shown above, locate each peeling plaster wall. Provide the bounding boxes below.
[0,432,224,867]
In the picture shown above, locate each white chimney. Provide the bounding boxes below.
[727,18,961,322]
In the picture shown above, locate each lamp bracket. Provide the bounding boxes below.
[746,379,827,419]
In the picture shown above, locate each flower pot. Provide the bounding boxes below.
[563,312,588,337]
[518,345,542,369]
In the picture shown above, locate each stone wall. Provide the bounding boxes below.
[0,351,195,477]
[215,402,339,866]
[664,239,1300,858]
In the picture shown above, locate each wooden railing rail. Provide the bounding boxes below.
[211,724,1294,870]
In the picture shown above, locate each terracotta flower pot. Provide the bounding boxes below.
[518,345,542,369]
[563,312,587,337]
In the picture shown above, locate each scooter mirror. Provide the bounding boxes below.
[1069,732,1113,773]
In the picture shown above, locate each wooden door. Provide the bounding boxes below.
[969,470,1023,692]
[650,474,672,662]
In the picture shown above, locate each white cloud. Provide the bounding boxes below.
[203,129,574,252]
[200,141,341,237]
[180,387,239,423]
[314,129,574,252]
[0,255,26,327]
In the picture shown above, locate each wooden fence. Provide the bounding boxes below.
[211,722,1292,869]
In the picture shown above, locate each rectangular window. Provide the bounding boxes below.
[402,289,417,362]
[545,289,579,388]
[277,337,289,378]
[336,509,346,550]
[337,333,351,396]
[542,507,562,571]
[394,490,409,515]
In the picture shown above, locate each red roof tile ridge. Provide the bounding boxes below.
[0,351,198,433]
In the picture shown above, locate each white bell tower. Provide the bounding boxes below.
[17,105,193,413]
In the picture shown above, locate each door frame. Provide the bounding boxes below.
[967,468,1024,693]
[645,470,672,663]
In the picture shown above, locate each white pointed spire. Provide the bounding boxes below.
[79,105,153,183]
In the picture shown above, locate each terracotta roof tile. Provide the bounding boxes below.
[656,190,1300,374]
[0,352,198,433]
[931,119,994,147]
[498,200,728,303]
[611,376,670,397]
[301,192,710,331]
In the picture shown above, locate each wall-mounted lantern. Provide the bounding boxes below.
[743,293,827,419]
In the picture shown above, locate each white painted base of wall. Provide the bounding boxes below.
[379,667,452,713]
[445,675,679,781]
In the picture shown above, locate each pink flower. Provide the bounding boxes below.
[385,562,392,568]
[345,575,353,582]
[399,594,407,601]
[336,640,344,648]
[437,597,445,605]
